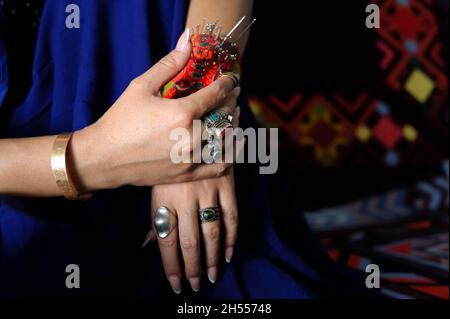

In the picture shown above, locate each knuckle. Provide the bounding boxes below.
[222,105,236,116]
[206,227,220,243]
[180,236,199,250]
[178,208,195,218]
[173,110,193,128]
[185,266,201,278]
[225,210,238,225]
[212,84,227,101]
[159,237,177,248]
[129,76,147,90]
[159,52,181,70]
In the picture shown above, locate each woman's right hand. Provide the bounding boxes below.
[71,30,240,192]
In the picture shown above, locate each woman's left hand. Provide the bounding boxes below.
[150,170,238,294]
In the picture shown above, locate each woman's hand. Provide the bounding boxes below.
[146,103,241,294]
[72,30,240,192]
[150,169,238,294]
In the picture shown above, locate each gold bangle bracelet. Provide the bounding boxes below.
[51,133,92,201]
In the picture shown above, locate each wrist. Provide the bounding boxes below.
[70,125,118,192]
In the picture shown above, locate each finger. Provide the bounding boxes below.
[218,172,238,263]
[232,106,241,128]
[201,97,241,164]
[140,29,192,94]
[199,192,221,284]
[153,205,182,294]
[216,87,241,116]
[185,73,240,118]
[178,202,202,292]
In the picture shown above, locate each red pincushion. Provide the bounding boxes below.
[162,33,240,99]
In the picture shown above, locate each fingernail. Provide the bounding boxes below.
[168,275,182,294]
[207,267,218,284]
[176,28,190,51]
[225,247,234,263]
[189,277,201,292]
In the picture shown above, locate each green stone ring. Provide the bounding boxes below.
[199,207,220,224]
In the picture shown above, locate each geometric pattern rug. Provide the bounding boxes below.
[304,161,448,299]
[244,0,449,299]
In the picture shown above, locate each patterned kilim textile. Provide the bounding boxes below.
[244,0,449,298]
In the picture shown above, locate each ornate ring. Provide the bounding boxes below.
[199,207,220,224]
[204,111,233,129]
[154,206,177,239]
[204,111,233,141]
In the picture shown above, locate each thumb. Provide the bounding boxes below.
[141,28,191,94]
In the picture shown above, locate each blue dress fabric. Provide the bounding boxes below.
[0,0,369,298]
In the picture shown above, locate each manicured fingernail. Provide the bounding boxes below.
[207,267,218,284]
[168,275,181,294]
[176,28,190,51]
[189,277,201,292]
[225,247,234,263]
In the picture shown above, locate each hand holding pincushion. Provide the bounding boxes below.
[162,18,254,99]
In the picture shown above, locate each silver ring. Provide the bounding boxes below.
[202,111,233,164]
[154,206,177,239]
[204,111,233,144]
[199,207,220,224]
